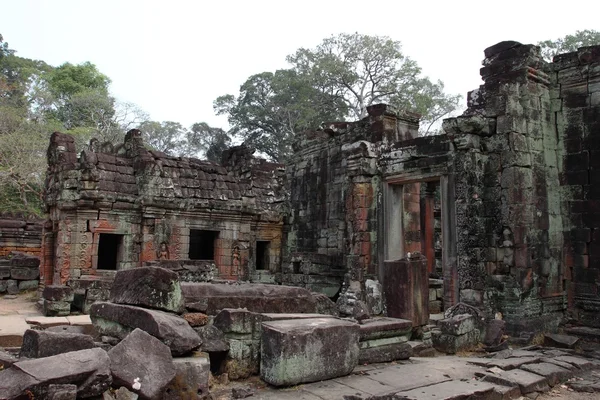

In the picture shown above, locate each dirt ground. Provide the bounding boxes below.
[0,291,40,316]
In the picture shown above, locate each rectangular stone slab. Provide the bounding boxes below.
[397,379,497,399]
[182,282,318,314]
[477,368,549,394]
[260,317,359,386]
[359,317,412,341]
[521,362,573,386]
[90,302,200,356]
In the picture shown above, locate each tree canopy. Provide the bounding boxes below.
[537,29,600,61]
[216,33,461,161]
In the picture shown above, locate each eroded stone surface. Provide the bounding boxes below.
[90,302,200,356]
[260,317,359,386]
[108,328,176,400]
[19,329,95,358]
[110,266,184,314]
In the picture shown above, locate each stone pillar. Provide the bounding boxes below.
[423,183,437,275]
[383,254,429,326]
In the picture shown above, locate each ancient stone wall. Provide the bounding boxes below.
[285,42,600,332]
[42,131,285,286]
[0,213,43,258]
[284,107,420,299]
[553,46,600,327]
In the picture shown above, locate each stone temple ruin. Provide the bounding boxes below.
[2,41,600,398]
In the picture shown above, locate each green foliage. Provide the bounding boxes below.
[215,69,345,161]
[538,29,600,61]
[0,33,149,216]
[187,122,232,163]
[138,120,188,155]
[216,33,461,161]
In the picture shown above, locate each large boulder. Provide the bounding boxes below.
[181,282,317,314]
[90,302,200,356]
[260,317,359,386]
[110,266,184,314]
[20,329,95,358]
[0,348,111,399]
[109,328,176,400]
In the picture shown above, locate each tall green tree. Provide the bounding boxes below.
[138,120,187,155]
[538,29,600,61]
[186,122,232,162]
[215,69,346,161]
[216,33,461,161]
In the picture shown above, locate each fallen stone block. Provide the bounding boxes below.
[358,317,412,341]
[521,362,573,386]
[109,328,176,400]
[43,285,74,302]
[5,347,111,398]
[438,314,476,336]
[544,333,579,349]
[90,302,200,356]
[182,282,318,314]
[432,328,480,354]
[260,317,359,386]
[477,368,549,394]
[43,300,71,317]
[110,266,185,314]
[358,342,412,364]
[10,266,39,280]
[0,367,41,400]
[20,329,96,358]
[163,354,210,399]
[195,325,229,353]
[312,292,339,316]
[483,319,506,347]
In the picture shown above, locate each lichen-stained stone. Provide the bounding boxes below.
[260,317,359,386]
[438,314,476,336]
[109,266,184,314]
[109,329,176,400]
[163,355,210,400]
[43,285,74,302]
[90,302,200,356]
[358,342,412,364]
[9,348,111,398]
[182,282,317,314]
[20,329,95,358]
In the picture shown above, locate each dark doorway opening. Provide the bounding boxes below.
[97,233,123,270]
[189,230,219,260]
[256,241,270,270]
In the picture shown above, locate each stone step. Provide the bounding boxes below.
[0,315,31,347]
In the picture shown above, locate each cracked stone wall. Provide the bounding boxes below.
[42,130,285,286]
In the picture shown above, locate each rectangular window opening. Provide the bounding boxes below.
[256,241,270,270]
[97,233,123,270]
[189,230,219,260]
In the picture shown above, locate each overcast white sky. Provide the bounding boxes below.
[1,0,598,129]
